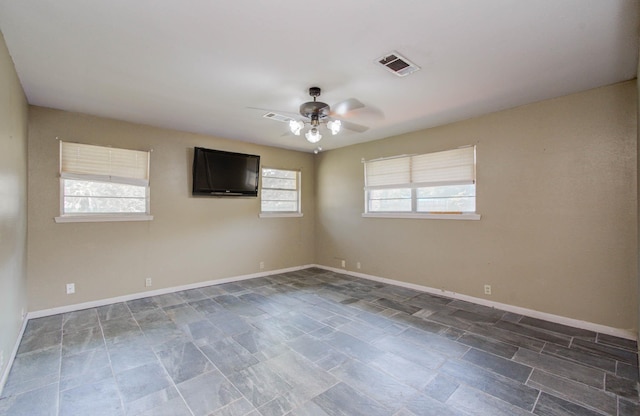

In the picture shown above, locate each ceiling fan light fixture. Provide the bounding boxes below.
[327,120,341,135]
[289,120,304,135]
[263,86,367,146]
[305,127,322,143]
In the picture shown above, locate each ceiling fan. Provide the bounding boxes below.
[263,87,370,144]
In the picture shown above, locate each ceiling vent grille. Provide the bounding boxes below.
[263,112,294,123]
[377,51,420,77]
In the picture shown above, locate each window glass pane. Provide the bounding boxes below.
[261,189,298,202]
[369,188,411,199]
[63,179,147,214]
[417,184,475,212]
[261,201,298,212]
[262,168,297,179]
[369,199,412,212]
[262,177,297,190]
[368,188,411,212]
[416,184,475,198]
[64,197,146,213]
[417,197,475,213]
[64,179,146,197]
[261,168,300,213]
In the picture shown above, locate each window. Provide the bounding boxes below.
[363,146,479,219]
[260,168,302,217]
[55,141,152,223]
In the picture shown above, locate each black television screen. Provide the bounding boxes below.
[192,147,260,196]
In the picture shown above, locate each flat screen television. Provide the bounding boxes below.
[192,147,260,197]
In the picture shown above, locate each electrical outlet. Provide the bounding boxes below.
[259,261,265,270]
[484,284,492,295]
[21,308,25,320]
[341,260,346,268]
[0,350,4,369]
[66,283,75,294]
[356,262,361,270]
[145,278,152,287]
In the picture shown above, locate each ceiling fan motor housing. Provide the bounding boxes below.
[299,86,330,121]
[299,101,330,119]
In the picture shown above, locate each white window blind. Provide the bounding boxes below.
[364,146,477,216]
[60,141,149,186]
[57,141,152,220]
[365,157,411,187]
[411,147,475,187]
[365,147,475,189]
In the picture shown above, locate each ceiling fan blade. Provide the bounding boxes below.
[331,98,365,116]
[353,106,385,120]
[339,119,369,133]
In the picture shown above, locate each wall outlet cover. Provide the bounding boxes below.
[66,283,75,294]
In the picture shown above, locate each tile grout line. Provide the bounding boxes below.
[518,346,537,389]
[95,308,126,416]
[531,390,542,413]
[183,287,273,414]
[149,347,196,416]
[529,368,621,416]
[129,300,197,416]
[192,335,253,414]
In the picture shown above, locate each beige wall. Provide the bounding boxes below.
[315,81,638,332]
[21,79,640,333]
[27,107,315,310]
[0,31,28,378]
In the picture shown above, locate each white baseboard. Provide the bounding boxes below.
[313,265,638,341]
[24,263,638,341]
[0,314,29,396]
[4,265,311,397]
[10,264,633,398]
[28,265,311,320]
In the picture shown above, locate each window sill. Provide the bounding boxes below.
[55,214,154,223]
[362,213,481,220]
[259,213,303,218]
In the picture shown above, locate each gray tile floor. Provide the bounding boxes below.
[1,268,638,416]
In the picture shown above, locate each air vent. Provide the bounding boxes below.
[263,112,293,123]
[377,51,420,77]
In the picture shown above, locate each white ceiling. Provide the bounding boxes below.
[0,1,638,152]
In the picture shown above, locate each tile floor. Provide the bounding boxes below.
[0,268,638,416]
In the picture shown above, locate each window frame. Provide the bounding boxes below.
[54,141,153,223]
[259,167,303,218]
[362,146,480,221]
